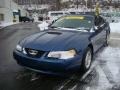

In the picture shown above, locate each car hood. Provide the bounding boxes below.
[22,30,91,51]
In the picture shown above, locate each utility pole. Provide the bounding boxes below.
[76,0,79,9]
[56,0,61,10]
[85,0,88,9]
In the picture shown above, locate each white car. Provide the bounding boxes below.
[47,11,69,23]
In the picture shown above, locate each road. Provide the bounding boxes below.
[0,23,120,90]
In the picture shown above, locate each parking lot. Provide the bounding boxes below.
[0,22,120,90]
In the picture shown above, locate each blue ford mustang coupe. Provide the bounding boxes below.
[13,14,110,76]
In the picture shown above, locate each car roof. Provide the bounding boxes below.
[79,12,95,15]
[67,11,96,16]
[64,14,95,18]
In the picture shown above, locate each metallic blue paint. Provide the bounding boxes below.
[21,30,91,52]
[13,15,110,76]
[13,50,82,75]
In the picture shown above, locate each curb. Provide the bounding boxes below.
[0,23,19,29]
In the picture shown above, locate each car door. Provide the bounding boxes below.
[98,16,107,45]
[91,16,107,52]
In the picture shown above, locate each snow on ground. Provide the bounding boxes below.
[110,22,120,33]
[98,46,120,61]
[97,46,120,82]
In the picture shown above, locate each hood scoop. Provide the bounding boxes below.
[47,31,62,35]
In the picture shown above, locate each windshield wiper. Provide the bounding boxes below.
[50,26,64,29]
[76,28,89,32]
[50,26,57,28]
[50,26,89,32]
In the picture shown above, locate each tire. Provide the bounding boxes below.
[81,47,93,72]
[105,33,110,46]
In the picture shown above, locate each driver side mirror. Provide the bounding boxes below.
[93,26,101,33]
[94,26,99,31]
[90,26,98,32]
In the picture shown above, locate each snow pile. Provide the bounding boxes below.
[38,21,49,31]
[110,22,120,33]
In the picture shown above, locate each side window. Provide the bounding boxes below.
[95,16,105,27]
[95,16,100,26]
[99,16,105,25]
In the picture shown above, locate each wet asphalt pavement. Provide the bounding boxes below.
[0,22,120,90]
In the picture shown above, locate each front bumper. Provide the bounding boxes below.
[13,50,82,76]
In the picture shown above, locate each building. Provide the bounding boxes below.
[0,0,28,23]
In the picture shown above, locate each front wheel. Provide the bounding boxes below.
[81,47,92,72]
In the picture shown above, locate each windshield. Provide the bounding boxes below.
[50,16,94,30]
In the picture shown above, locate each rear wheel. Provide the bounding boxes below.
[81,47,92,72]
[105,33,110,46]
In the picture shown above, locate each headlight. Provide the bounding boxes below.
[47,49,76,59]
[16,44,22,52]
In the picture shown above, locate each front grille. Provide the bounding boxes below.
[25,48,45,58]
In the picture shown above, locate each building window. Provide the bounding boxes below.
[0,14,4,21]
